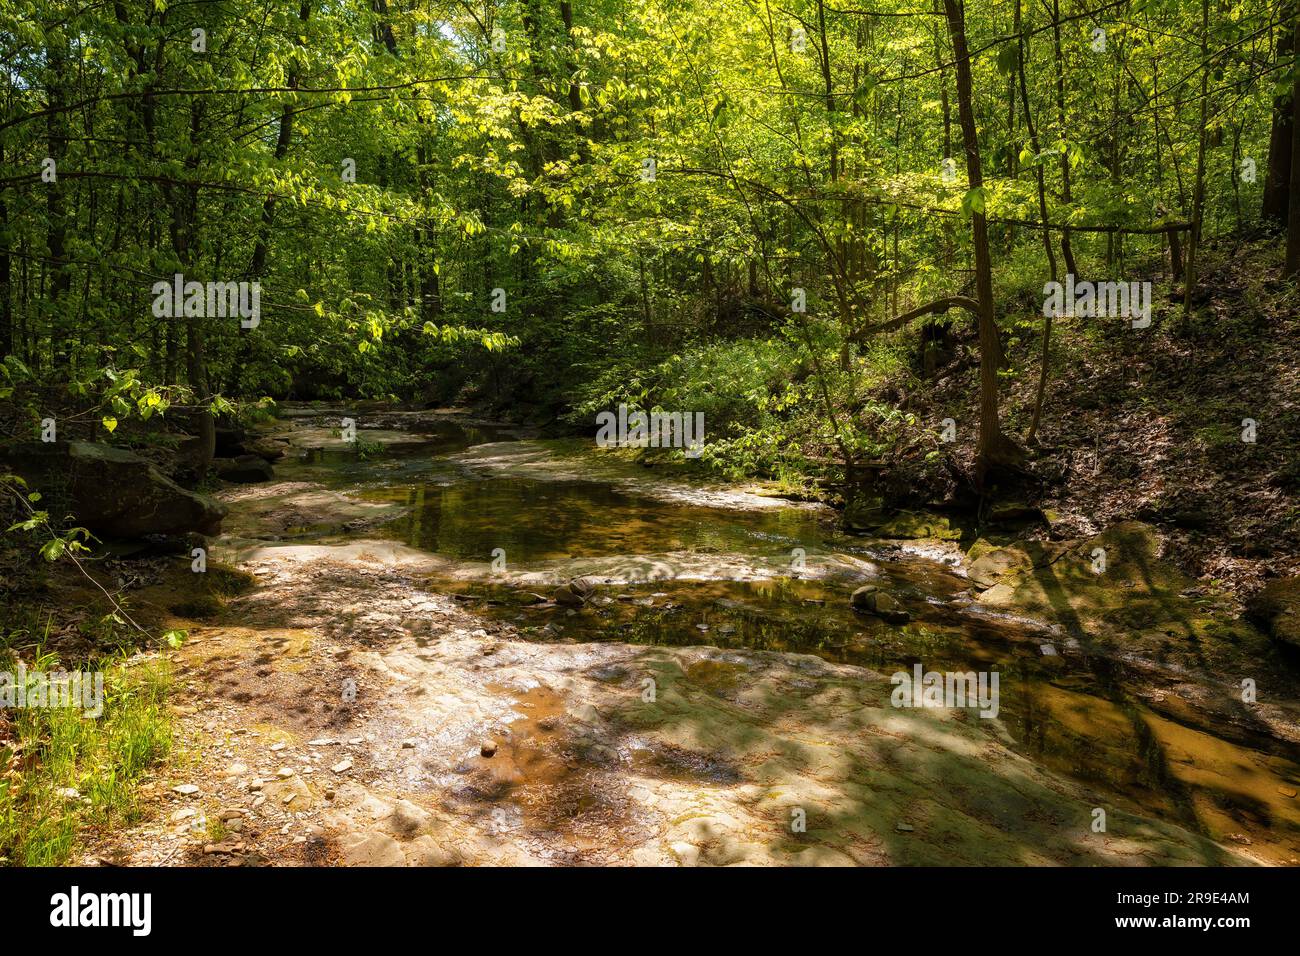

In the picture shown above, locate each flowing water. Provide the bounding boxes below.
[231,407,1300,863]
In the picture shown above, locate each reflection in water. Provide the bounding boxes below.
[368,477,836,563]
[264,412,1300,863]
[432,573,1300,863]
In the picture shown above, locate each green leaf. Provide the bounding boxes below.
[853,75,880,109]
[961,187,987,217]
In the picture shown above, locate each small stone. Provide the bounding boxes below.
[669,841,700,866]
[169,807,197,823]
[1040,644,1058,656]
[56,787,81,801]
[275,767,295,779]
[850,586,910,624]
[331,759,353,774]
[1279,787,1298,798]
[386,799,431,838]
[401,739,417,749]
[173,783,200,796]
[895,822,915,832]
[270,742,286,752]
[251,795,266,809]
[480,740,497,758]
[347,737,363,745]
[308,738,338,746]
[249,779,264,791]
[553,585,584,607]
[224,762,248,776]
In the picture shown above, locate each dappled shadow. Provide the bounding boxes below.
[587,645,1253,866]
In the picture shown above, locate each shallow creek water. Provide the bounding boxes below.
[234,408,1300,863]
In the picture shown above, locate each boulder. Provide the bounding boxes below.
[851,585,911,624]
[846,506,962,541]
[553,584,585,606]
[1246,578,1300,649]
[214,425,247,457]
[244,436,289,462]
[975,521,1199,635]
[172,434,213,481]
[850,584,880,608]
[966,540,1070,590]
[553,576,598,606]
[570,576,598,599]
[214,454,273,483]
[0,441,226,539]
[843,497,889,533]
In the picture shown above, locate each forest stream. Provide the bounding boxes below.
[107,406,1300,867]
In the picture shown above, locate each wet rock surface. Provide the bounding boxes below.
[83,407,1300,866]
[215,454,274,483]
[2,440,226,538]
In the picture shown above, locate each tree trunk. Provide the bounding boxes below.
[45,36,71,374]
[1288,12,1300,275]
[1264,3,1296,227]
[1185,0,1212,302]
[1049,0,1078,279]
[942,0,1021,484]
[171,102,214,469]
[0,143,10,358]
[1017,0,1057,444]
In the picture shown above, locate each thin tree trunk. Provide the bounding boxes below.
[1264,3,1296,227]
[1288,12,1300,274]
[1185,0,1212,303]
[1017,0,1057,444]
[943,0,1021,484]
[1049,0,1078,279]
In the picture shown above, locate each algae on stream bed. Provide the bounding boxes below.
[142,407,1300,866]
